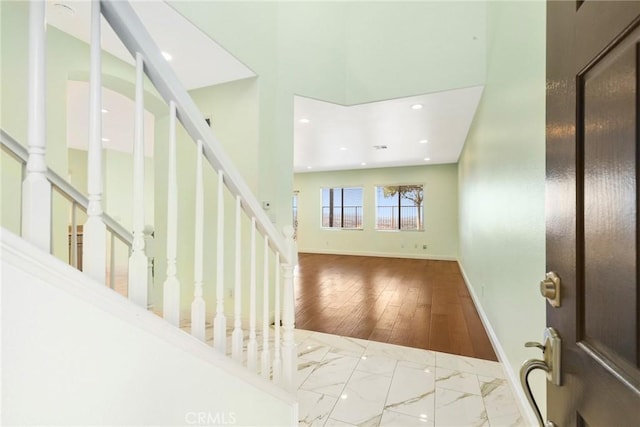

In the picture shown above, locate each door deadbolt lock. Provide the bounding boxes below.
[540,271,561,307]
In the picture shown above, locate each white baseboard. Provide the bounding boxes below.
[299,248,457,261]
[457,260,538,427]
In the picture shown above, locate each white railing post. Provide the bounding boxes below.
[272,252,282,384]
[22,0,51,252]
[247,217,258,372]
[261,237,271,380]
[128,52,149,308]
[231,195,243,362]
[281,225,297,393]
[163,101,180,326]
[83,0,107,282]
[191,140,206,341]
[213,171,226,353]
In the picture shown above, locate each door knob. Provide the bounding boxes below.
[540,271,561,307]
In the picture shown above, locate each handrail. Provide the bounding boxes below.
[0,129,133,246]
[100,1,291,264]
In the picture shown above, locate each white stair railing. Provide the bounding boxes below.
[14,0,298,393]
[1,130,134,290]
[96,0,299,391]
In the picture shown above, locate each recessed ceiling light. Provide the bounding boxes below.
[306,166,312,169]
[360,162,367,166]
[161,51,173,61]
[102,137,110,142]
[424,157,431,161]
[419,139,428,144]
[339,147,347,151]
[101,108,109,113]
[411,103,423,110]
[340,394,348,400]
[299,118,310,124]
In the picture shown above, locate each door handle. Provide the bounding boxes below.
[520,327,561,427]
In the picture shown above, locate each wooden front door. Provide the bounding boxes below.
[546,1,640,425]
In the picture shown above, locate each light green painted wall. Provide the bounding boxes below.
[343,1,486,104]
[294,164,458,259]
[458,0,546,417]
[190,78,260,192]
[170,0,487,233]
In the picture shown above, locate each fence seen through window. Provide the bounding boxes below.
[321,187,363,229]
[375,185,424,230]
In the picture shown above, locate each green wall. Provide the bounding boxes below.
[170,0,487,232]
[458,0,546,418]
[294,164,458,259]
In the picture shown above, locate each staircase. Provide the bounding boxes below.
[1,0,298,424]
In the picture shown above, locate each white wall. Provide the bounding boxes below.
[294,164,458,260]
[458,1,547,422]
[1,229,297,426]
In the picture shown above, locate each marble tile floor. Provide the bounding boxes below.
[176,321,526,426]
[294,329,526,427]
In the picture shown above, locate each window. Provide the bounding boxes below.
[321,187,363,229]
[375,185,424,230]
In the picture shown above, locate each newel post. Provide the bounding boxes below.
[281,225,298,393]
[83,0,107,282]
[22,0,51,252]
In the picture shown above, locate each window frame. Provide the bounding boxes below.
[320,186,364,230]
[374,184,425,231]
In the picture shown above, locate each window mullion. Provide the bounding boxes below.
[397,188,401,230]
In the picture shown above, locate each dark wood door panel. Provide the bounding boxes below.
[576,1,640,71]
[547,1,640,425]
[579,32,638,373]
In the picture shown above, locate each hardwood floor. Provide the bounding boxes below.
[295,253,497,361]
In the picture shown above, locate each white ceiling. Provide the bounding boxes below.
[46,0,255,90]
[294,86,484,173]
[49,1,484,171]
[66,80,155,157]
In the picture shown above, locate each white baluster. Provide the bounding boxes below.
[213,170,226,353]
[163,101,180,326]
[272,252,282,384]
[281,225,298,393]
[22,0,51,252]
[83,0,106,283]
[109,233,116,289]
[191,140,205,341]
[128,52,149,308]
[261,236,271,379]
[70,204,78,268]
[247,217,258,372]
[231,195,243,362]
